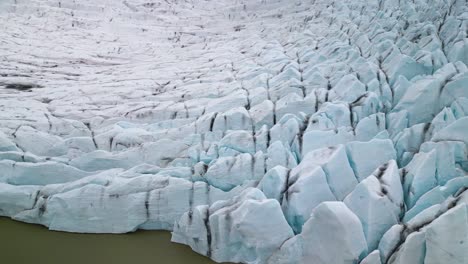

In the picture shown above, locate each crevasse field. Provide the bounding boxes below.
[0,0,467,263]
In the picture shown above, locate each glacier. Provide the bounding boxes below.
[0,0,467,263]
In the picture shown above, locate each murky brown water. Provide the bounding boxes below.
[0,217,216,264]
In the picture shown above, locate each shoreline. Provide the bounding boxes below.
[0,217,216,264]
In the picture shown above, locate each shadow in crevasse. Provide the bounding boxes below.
[1,82,43,91]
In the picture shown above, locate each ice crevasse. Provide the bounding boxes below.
[0,0,467,263]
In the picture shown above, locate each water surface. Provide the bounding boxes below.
[0,217,216,264]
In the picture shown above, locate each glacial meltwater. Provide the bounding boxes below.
[0,217,215,264]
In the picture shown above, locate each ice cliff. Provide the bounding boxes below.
[0,0,467,263]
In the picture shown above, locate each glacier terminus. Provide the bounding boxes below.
[0,0,467,263]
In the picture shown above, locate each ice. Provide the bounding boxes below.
[432,116,468,145]
[307,102,351,130]
[204,152,265,191]
[275,93,316,122]
[302,127,354,154]
[360,250,381,264]
[5,169,243,233]
[448,39,468,65]
[344,166,402,251]
[212,107,252,132]
[218,130,256,156]
[303,145,358,200]
[403,176,468,222]
[393,63,461,126]
[387,203,468,264]
[257,166,289,202]
[269,114,302,147]
[266,141,297,170]
[172,188,294,263]
[249,100,275,130]
[281,155,336,233]
[403,150,438,208]
[354,113,386,142]
[393,123,431,167]
[0,0,467,263]
[269,202,368,264]
[345,139,397,181]
[0,183,40,217]
[69,150,139,171]
[0,160,92,185]
[424,204,468,264]
[378,224,404,263]
[388,231,426,264]
[419,141,467,185]
[14,126,67,157]
[329,74,366,102]
[0,131,19,152]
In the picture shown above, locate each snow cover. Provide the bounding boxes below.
[0,0,467,263]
